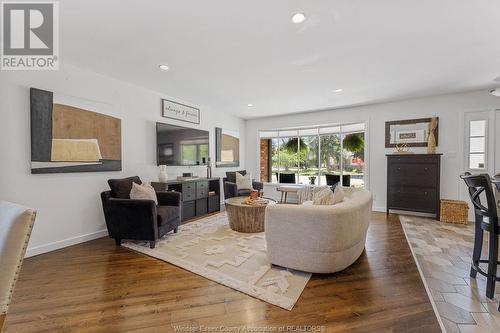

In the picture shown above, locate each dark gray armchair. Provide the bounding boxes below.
[223,170,264,199]
[101,176,181,248]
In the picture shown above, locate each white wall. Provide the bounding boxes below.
[0,63,245,257]
[496,110,500,173]
[245,90,500,211]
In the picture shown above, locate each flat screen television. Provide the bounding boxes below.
[156,122,209,166]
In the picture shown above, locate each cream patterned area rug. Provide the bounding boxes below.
[123,212,311,310]
[400,215,500,333]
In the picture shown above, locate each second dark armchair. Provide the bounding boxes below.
[223,170,263,199]
[101,176,181,249]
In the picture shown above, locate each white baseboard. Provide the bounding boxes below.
[372,206,386,213]
[25,229,108,258]
[372,206,438,218]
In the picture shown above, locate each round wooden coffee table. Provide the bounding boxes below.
[225,197,276,233]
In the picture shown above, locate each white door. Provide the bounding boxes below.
[495,110,500,211]
[464,111,495,174]
[460,110,500,221]
[461,110,496,220]
[496,109,500,174]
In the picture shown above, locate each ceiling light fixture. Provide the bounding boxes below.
[334,88,343,93]
[247,103,254,107]
[291,12,306,24]
[159,64,169,71]
[490,88,500,97]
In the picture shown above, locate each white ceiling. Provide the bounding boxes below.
[60,0,500,119]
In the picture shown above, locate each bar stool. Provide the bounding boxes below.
[460,172,500,310]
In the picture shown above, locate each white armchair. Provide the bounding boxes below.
[0,201,36,332]
[264,187,372,273]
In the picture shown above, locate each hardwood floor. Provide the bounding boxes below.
[4,213,441,333]
[0,314,5,333]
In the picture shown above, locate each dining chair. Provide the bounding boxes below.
[0,201,37,332]
[325,174,351,187]
[278,173,296,184]
[460,173,499,310]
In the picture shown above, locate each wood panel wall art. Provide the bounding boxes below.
[30,88,122,173]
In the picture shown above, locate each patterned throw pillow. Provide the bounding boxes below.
[312,186,345,205]
[236,172,253,191]
[129,182,158,205]
[312,187,334,205]
[332,185,345,204]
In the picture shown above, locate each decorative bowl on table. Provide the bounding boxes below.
[242,197,270,206]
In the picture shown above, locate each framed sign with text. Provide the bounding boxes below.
[385,117,439,148]
[161,98,200,124]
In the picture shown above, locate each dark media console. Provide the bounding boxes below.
[152,177,220,222]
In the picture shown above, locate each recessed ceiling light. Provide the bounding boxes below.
[159,64,169,71]
[291,12,306,24]
[490,88,500,97]
[247,103,254,107]
[335,88,343,93]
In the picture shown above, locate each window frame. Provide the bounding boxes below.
[261,122,366,187]
[466,118,488,171]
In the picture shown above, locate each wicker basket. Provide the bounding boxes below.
[440,199,469,224]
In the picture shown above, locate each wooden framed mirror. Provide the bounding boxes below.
[215,127,240,167]
[385,117,439,148]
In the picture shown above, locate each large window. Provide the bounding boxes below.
[260,122,366,187]
[299,135,319,184]
[319,133,341,185]
[272,137,298,183]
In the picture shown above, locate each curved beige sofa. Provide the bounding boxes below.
[265,187,372,274]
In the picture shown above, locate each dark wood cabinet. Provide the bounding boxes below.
[181,183,196,201]
[208,196,220,213]
[182,200,196,220]
[196,181,209,199]
[196,198,208,215]
[387,154,441,218]
[152,177,220,222]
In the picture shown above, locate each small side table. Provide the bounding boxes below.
[225,197,276,233]
[276,184,304,203]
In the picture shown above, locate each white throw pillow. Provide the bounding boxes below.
[332,185,345,204]
[312,187,335,205]
[236,172,253,190]
[312,186,345,205]
[130,182,158,205]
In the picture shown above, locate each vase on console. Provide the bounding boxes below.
[427,117,438,154]
[207,157,212,178]
[158,165,168,182]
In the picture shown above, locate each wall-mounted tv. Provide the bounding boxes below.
[156,122,209,166]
